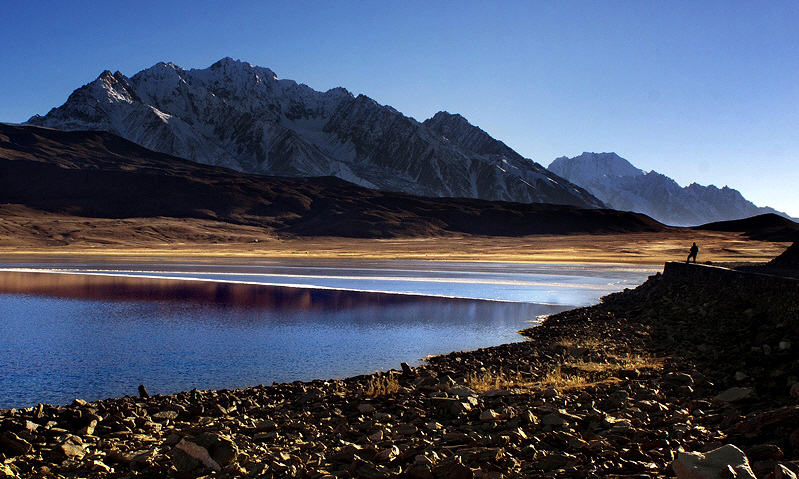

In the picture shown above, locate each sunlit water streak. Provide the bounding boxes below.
[0,260,656,409]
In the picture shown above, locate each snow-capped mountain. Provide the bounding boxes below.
[28,58,603,209]
[548,152,789,226]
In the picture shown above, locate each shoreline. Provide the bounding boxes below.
[2,261,799,478]
[0,262,643,409]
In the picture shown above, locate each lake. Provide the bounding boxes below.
[0,260,656,409]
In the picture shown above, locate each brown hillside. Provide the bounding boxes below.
[0,123,667,239]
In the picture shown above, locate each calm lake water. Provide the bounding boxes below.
[0,260,656,409]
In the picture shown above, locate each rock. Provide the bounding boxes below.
[299,388,325,405]
[744,444,783,461]
[426,421,443,431]
[533,451,575,471]
[452,401,473,415]
[712,387,756,404]
[152,410,178,421]
[255,419,278,431]
[672,444,756,479]
[448,386,477,398]
[480,409,500,421]
[542,387,559,398]
[58,436,86,460]
[0,432,32,456]
[201,433,239,466]
[0,463,18,479]
[88,459,113,473]
[358,403,376,414]
[172,433,238,472]
[566,346,590,358]
[374,445,399,462]
[734,371,749,382]
[542,413,567,426]
[790,383,799,399]
[77,420,97,436]
[439,461,475,479]
[779,341,791,350]
[732,406,799,436]
[0,464,17,478]
[776,464,798,479]
[173,438,221,471]
[666,372,695,386]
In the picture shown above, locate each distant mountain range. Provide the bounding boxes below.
[548,152,792,226]
[0,123,666,239]
[27,58,602,209]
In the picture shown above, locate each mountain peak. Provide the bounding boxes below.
[211,56,244,68]
[549,152,644,183]
[430,111,466,123]
[26,58,606,209]
[549,151,791,225]
[208,57,277,81]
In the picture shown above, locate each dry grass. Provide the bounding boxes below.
[538,366,592,390]
[365,374,401,397]
[464,353,663,393]
[465,370,529,391]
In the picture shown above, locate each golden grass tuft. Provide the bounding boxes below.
[463,352,663,393]
[465,370,529,392]
[539,366,591,390]
[365,374,401,397]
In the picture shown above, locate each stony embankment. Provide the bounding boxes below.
[1,262,799,478]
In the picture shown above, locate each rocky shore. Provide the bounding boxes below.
[2,260,799,479]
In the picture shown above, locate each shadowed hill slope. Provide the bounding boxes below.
[694,213,799,242]
[0,123,667,239]
[770,240,799,270]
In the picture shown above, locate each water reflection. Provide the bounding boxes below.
[0,269,466,311]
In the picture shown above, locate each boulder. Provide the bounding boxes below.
[732,406,799,436]
[171,433,239,472]
[712,387,756,404]
[57,436,86,460]
[0,432,32,456]
[173,438,220,472]
[672,444,756,479]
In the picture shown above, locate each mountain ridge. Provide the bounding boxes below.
[27,58,603,209]
[548,152,791,226]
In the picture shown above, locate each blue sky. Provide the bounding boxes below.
[2,0,797,217]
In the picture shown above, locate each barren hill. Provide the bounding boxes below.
[695,214,799,242]
[0,124,666,242]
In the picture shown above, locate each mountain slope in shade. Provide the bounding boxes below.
[695,214,799,242]
[548,152,791,226]
[0,123,664,239]
[770,239,799,270]
[27,58,603,209]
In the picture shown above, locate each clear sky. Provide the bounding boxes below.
[2,0,797,217]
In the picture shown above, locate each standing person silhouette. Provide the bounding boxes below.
[686,242,699,263]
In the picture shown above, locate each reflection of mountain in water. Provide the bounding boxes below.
[0,270,489,311]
